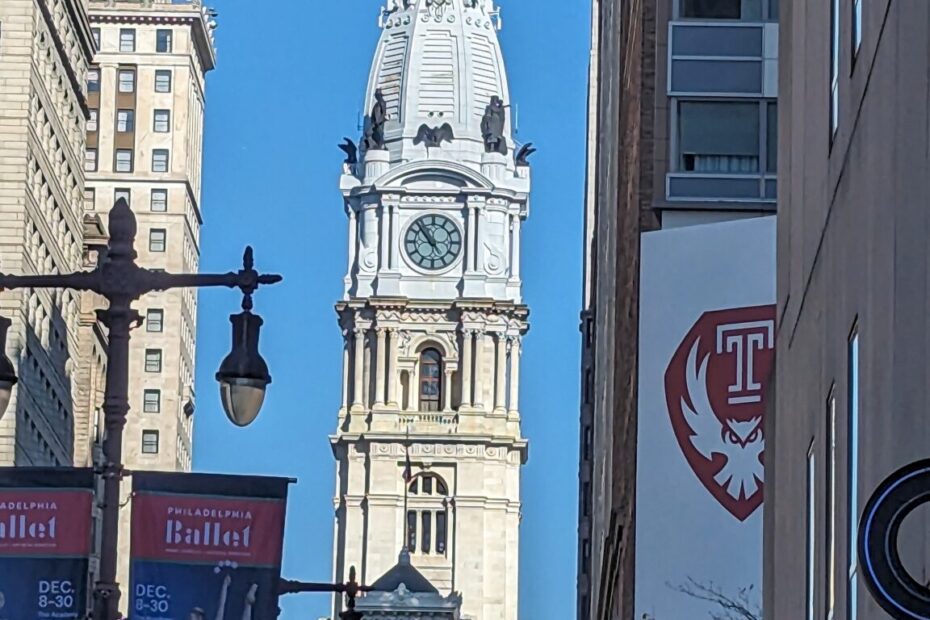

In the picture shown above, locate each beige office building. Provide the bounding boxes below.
[0,0,97,465]
[84,0,215,473]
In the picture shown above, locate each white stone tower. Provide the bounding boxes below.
[330,2,529,619]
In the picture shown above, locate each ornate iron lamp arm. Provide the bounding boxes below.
[0,271,98,292]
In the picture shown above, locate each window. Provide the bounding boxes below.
[150,189,168,212]
[436,511,447,554]
[406,474,449,556]
[117,109,135,132]
[680,0,762,20]
[678,101,760,173]
[149,229,167,253]
[155,70,172,93]
[154,109,170,133]
[144,349,162,373]
[766,102,777,173]
[419,348,442,412]
[114,188,131,207]
[118,69,135,93]
[156,29,173,53]
[88,69,100,93]
[119,28,136,52]
[407,511,418,553]
[146,309,164,333]
[152,149,169,173]
[91,28,101,49]
[830,0,840,137]
[807,444,816,620]
[421,512,432,554]
[853,0,863,57]
[847,331,860,619]
[143,390,161,413]
[84,148,98,172]
[141,430,159,454]
[87,109,98,132]
[827,391,837,620]
[115,149,133,173]
[84,188,95,211]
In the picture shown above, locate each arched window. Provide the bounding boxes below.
[406,473,449,556]
[419,348,442,412]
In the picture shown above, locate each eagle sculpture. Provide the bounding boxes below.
[414,123,455,149]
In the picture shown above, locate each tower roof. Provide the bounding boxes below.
[363,0,513,168]
[370,549,440,595]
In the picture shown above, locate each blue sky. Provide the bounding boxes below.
[191,1,590,617]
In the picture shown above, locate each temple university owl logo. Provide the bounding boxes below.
[664,305,776,522]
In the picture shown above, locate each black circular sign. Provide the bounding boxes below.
[859,459,930,619]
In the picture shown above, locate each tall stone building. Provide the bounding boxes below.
[84,0,215,473]
[82,0,215,607]
[577,0,778,618]
[330,2,530,619]
[0,0,96,465]
[765,2,930,619]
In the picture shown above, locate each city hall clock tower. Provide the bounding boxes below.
[329,1,530,619]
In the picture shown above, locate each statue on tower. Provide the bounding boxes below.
[481,96,508,156]
[363,89,388,151]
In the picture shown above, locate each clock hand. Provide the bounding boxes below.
[416,221,438,248]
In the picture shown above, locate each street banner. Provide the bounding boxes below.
[0,468,95,620]
[635,216,775,619]
[130,472,290,620]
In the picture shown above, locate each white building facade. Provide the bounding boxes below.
[330,2,529,619]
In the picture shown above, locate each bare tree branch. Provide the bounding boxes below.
[662,578,761,620]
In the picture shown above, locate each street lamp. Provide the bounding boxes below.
[0,316,17,419]
[0,199,282,620]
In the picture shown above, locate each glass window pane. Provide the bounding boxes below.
[87,109,98,132]
[682,0,764,19]
[92,28,101,49]
[421,512,432,554]
[117,110,134,132]
[116,150,133,173]
[154,110,170,132]
[84,149,97,172]
[142,430,159,453]
[679,101,760,172]
[145,349,162,373]
[143,390,161,413]
[423,476,433,495]
[436,511,447,554]
[153,150,169,173]
[88,70,100,92]
[150,229,166,252]
[119,29,135,52]
[155,70,172,93]
[146,310,163,332]
[156,29,172,53]
[407,511,417,553]
[151,189,168,212]
[118,70,135,93]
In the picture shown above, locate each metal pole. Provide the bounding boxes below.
[93,298,133,619]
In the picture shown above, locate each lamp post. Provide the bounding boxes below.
[0,199,281,620]
[279,566,373,619]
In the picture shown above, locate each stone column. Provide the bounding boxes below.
[474,331,488,408]
[387,328,399,407]
[341,331,350,410]
[374,327,387,406]
[346,210,357,279]
[467,206,478,272]
[461,329,473,408]
[508,337,521,414]
[379,206,389,270]
[475,207,486,273]
[511,216,522,279]
[352,328,365,409]
[444,368,454,412]
[389,205,400,269]
[494,333,507,412]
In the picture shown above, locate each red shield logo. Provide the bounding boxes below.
[664,305,776,521]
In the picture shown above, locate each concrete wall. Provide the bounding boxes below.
[766,1,930,618]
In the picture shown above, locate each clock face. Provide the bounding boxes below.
[404,214,463,270]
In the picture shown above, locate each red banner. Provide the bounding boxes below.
[131,491,285,566]
[0,489,93,557]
